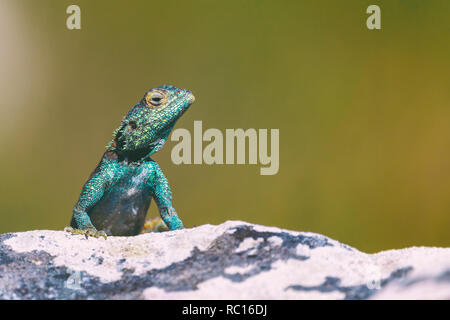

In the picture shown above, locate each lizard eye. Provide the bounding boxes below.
[148,92,164,106]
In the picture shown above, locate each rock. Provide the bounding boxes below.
[0,220,449,299]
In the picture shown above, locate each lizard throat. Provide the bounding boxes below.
[116,146,154,163]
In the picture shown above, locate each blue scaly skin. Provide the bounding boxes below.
[65,85,195,238]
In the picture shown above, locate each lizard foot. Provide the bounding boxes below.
[141,217,169,233]
[64,226,108,239]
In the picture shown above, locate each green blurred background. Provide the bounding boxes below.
[1,0,449,252]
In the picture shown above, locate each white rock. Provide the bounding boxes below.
[0,220,448,299]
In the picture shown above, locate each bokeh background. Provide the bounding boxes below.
[1,0,449,252]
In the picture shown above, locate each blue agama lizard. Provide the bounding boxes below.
[65,85,195,238]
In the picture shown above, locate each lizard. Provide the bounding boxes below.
[65,85,195,238]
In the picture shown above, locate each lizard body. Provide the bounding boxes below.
[67,85,195,237]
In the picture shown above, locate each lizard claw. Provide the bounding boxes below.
[64,226,108,239]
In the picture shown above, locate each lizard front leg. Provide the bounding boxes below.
[65,208,107,239]
[66,158,118,239]
[151,162,184,230]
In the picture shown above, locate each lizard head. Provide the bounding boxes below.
[109,85,195,157]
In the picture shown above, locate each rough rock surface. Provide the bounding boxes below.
[0,220,449,299]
